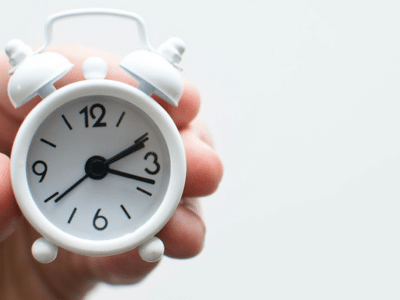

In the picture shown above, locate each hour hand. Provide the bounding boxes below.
[106,133,148,165]
[108,168,155,184]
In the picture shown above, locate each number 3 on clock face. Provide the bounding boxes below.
[12,81,185,255]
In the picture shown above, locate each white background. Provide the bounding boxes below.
[1,0,400,299]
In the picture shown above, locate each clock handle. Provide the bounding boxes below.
[35,8,155,54]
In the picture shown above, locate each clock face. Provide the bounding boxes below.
[25,95,171,241]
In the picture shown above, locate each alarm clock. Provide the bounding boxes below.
[5,9,187,264]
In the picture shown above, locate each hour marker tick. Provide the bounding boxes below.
[120,205,131,219]
[62,115,73,130]
[44,192,59,203]
[116,111,125,127]
[137,187,152,196]
[68,208,77,224]
[40,138,56,148]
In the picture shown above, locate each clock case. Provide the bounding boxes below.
[5,9,187,263]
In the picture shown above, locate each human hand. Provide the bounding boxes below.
[0,46,223,299]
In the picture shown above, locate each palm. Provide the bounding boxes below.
[0,47,223,299]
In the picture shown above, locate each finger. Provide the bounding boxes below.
[154,79,201,129]
[157,198,205,258]
[84,249,160,285]
[181,119,224,197]
[0,46,201,149]
[186,117,216,147]
[0,153,21,242]
[0,109,20,155]
[55,46,200,128]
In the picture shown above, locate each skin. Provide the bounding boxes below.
[0,46,223,299]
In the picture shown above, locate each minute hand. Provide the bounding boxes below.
[106,133,148,165]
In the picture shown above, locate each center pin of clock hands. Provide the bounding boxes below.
[54,133,152,203]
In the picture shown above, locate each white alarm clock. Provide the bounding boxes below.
[5,9,186,263]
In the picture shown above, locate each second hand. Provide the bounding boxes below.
[54,174,89,203]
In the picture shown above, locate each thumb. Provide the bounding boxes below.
[0,153,20,242]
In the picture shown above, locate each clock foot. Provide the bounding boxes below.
[32,238,58,264]
[138,237,164,262]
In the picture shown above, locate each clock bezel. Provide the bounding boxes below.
[10,79,186,256]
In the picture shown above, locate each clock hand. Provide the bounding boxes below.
[105,132,149,165]
[54,174,89,203]
[108,168,155,184]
